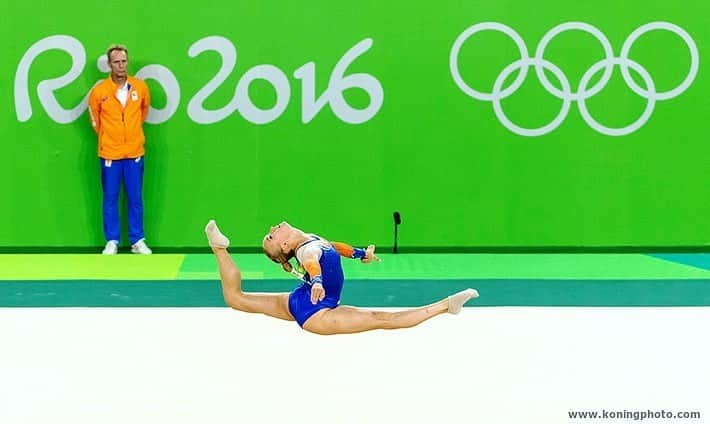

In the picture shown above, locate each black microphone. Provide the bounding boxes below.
[393,211,401,253]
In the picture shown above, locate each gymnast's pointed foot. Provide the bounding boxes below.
[205,220,230,248]
[448,288,479,314]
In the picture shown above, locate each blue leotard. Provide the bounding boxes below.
[288,237,344,327]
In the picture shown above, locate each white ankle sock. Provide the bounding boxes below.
[205,220,230,248]
[448,288,479,314]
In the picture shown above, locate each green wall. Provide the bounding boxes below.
[2,1,708,248]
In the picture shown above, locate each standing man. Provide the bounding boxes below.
[88,44,152,255]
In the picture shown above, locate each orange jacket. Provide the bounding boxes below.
[88,76,150,159]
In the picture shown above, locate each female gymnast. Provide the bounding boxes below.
[206,220,478,335]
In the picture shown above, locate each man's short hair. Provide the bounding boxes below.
[106,44,128,62]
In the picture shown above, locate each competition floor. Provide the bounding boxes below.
[1,253,709,423]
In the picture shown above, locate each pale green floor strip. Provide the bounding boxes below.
[177,253,710,280]
[0,254,185,280]
[178,254,283,280]
[2,253,710,281]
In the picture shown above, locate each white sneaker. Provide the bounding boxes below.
[102,240,118,255]
[205,220,230,248]
[131,239,152,255]
[448,288,479,314]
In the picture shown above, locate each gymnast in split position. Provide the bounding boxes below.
[205,220,478,335]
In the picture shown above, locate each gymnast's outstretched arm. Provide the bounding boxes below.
[331,241,380,263]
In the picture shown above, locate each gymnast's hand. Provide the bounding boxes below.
[311,282,326,304]
[361,244,380,264]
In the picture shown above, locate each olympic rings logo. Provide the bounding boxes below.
[449,22,699,137]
